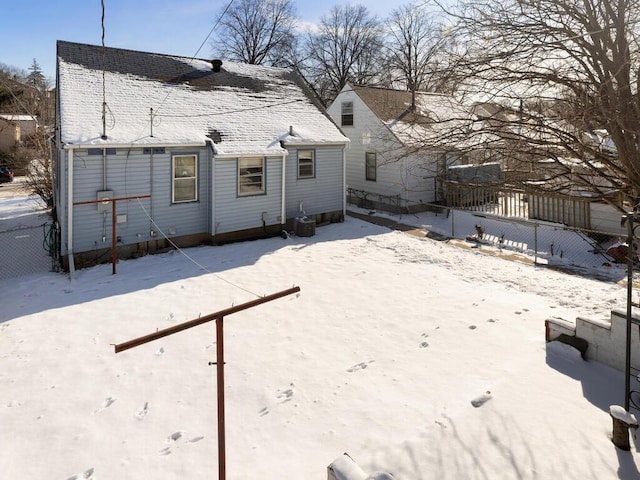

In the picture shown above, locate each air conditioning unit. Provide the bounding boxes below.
[294,216,315,237]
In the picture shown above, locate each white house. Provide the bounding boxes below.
[54,41,348,270]
[327,84,470,212]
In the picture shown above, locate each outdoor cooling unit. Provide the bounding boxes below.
[294,216,315,237]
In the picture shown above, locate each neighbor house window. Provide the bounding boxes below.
[365,152,377,181]
[172,154,198,203]
[238,157,265,195]
[341,101,354,126]
[298,149,315,178]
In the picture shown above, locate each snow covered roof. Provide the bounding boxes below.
[0,114,36,122]
[56,41,347,155]
[350,85,479,148]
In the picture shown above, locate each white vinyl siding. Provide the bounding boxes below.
[215,157,281,234]
[328,88,438,206]
[285,146,344,219]
[60,147,210,256]
[172,154,197,203]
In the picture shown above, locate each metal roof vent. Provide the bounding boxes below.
[212,59,223,72]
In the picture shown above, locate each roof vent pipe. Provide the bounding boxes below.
[212,59,223,72]
[289,125,294,135]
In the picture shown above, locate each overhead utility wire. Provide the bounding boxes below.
[138,0,235,128]
[135,198,262,298]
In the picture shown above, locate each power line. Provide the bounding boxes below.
[135,198,263,299]
[132,0,235,139]
[155,98,303,118]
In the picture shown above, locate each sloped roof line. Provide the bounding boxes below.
[56,41,347,153]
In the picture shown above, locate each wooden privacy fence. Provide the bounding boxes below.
[445,181,592,229]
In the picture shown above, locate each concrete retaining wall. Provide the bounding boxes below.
[546,308,640,371]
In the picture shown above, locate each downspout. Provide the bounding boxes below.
[67,148,76,278]
[206,139,216,236]
[342,145,347,218]
[281,151,287,233]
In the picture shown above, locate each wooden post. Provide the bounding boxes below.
[610,405,638,451]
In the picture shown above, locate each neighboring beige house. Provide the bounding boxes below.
[0,114,38,151]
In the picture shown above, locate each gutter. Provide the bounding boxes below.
[343,145,347,218]
[63,141,207,150]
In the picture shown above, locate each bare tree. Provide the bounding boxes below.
[427,0,640,208]
[212,0,298,67]
[384,1,456,93]
[303,5,384,104]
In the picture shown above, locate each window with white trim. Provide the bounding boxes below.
[172,154,198,203]
[341,101,354,126]
[238,157,265,195]
[365,152,377,181]
[298,149,315,178]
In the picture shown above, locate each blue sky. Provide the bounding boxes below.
[1,0,400,81]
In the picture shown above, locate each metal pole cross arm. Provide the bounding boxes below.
[113,286,300,353]
[113,285,300,480]
[73,195,151,274]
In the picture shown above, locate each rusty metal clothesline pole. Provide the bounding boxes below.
[114,286,301,480]
[73,195,151,274]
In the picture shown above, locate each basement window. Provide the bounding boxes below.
[172,154,198,203]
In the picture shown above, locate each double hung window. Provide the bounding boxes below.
[298,150,315,178]
[238,157,265,195]
[172,154,197,203]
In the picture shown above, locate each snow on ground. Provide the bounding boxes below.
[1,195,639,479]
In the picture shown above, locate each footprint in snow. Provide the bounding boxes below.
[135,402,149,420]
[66,467,94,480]
[93,396,116,414]
[277,386,295,403]
[347,361,375,372]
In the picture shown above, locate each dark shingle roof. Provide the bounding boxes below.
[56,41,346,152]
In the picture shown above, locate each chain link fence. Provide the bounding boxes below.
[0,222,59,280]
[350,196,631,282]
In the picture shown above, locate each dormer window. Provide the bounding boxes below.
[341,101,354,126]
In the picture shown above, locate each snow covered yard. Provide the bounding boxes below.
[1,197,639,479]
